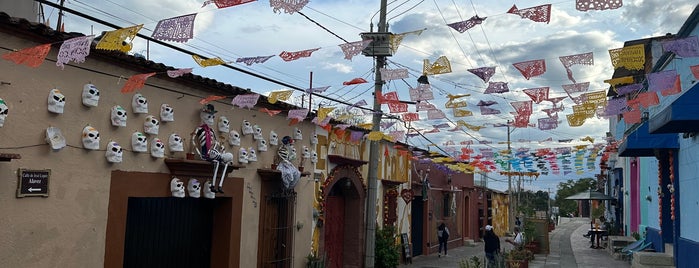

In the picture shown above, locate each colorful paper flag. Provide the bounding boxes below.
[575,0,623,11]
[339,40,372,60]
[202,0,256,8]
[507,4,552,23]
[423,56,452,75]
[270,0,309,14]
[268,90,293,104]
[230,93,260,109]
[199,95,226,104]
[446,15,486,33]
[167,68,193,78]
[151,14,197,43]
[96,24,143,52]
[467,67,496,83]
[56,35,95,69]
[512,59,546,80]
[192,55,226,67]
[609,44,645,70]
[121,72,155,93]
[279,48,320,62]
[236,55,274,66]
[2,43,51,68]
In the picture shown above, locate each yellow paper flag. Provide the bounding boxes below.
[268,90,293,104]
[96,24,143,52]
[566,113,586,127]
[389,28,425,53]
[453,108,473,117]
[317,107,336,121]
[609,44,645,70]
[367,131,384,141]
[423,56,452,75]
[192,55,226,67]
[358,123,373,130]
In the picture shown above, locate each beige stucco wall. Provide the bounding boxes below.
[0,30,316,268]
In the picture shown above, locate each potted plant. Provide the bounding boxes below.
[522,220,540,254]
[306,252,324,268]
[504,247,532,268]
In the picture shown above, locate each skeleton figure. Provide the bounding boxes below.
[293,127,302,140]
[170,177,185,198]
[253,125,263,140]
[241,120,253,136]
[187,179,201,198]
[200,104,216,127]
[48,88,66,114]
[274,136,301,189]
[111,105,127,127]
[168,133,184,152]
[81,83,100,107]
[238,147,249,164]
[218,116,230,133]
[45,126,66,150]
[132,93,148,114]
[247,147,258,162]
[203,180,215,199]
[150,137,165,158]
[311,150,318,163]
[269,130,279,146]
[144,115,160,135]
[81,126,100,150]
[0,98,8,127]
[258,139,268,152]
[105,141,123,163]
[160,104,174,122]
[228,130,241,146]
[310,133,318,145]
[131,132,148,152]
[192,113,234,194]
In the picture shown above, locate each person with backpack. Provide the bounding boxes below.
[437,222,450,257]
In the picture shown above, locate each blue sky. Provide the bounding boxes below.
[43,0,697,194]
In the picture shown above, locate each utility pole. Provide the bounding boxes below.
[362,0,390,267]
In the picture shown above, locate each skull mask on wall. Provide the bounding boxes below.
[48,88,66,114]
[311,150,318,163]
[150,137,165,158]
[203,180,215,199]
[187,179,201,198]
[248,147,258,162]
[311,133,318,145]
[110,105,127,127]
[170,178,185,198]
[105,141,123,163]
[82,126,100,150]
[253,125,263,140]
[0,98,8,127]
[144,115,160,135]
[131,132,148,152]
[81,83,100,107]
[258,139,268,152]
[269,130,278,146]
[218,116,230,133]
[302,145,310,159]
[45,126,66,150]
[131,93,148,114]
[160,104,174,122]
[168,133,184,152]
[228,130,241,146]
[293,127,302,140]
[238,147,249,164]
[241,120,253,136]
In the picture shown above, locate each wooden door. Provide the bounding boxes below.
[324,196,345,268]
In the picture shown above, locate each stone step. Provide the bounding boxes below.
[463,239,477,247]
[631,251,674,268]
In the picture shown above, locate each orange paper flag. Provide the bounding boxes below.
[2,43,51,68]
[260,108,282,116]
[121,72,156,93]
[199,95,226,104]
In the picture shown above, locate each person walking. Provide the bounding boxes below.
[437,222,450,257]
[483,225,501,267]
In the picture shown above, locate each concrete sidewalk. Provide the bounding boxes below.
[398,217,632,268]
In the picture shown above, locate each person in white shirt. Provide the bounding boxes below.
[506,226,523,248]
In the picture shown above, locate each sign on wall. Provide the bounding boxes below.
[16,169,50,198]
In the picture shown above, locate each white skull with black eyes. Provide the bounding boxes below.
[218,116,230,133]
[311,133,318,145]
[150,137,165,158]
[168,133,184,152]
[203,180,215,199]
[0,98,8,127]
[200,110,215,127]
[132,93,148,114]
[269,130,278,146]
[160,104,174,122]
[111,105,127,127]
[105,141,123,163]
[131,132,148,153]
[238,147,248,164]
[253,125,263,140]
[82,83,100,107]
[170,178,185,198]
[48,88,66,114]
[187,179,201,198]
[248,147,258,162]
[258,139,268,152]
[144,115,160,135]
[293,127,302,140]
[82,126,100,150]
[288,145,297,161]
[302,145,310,159]
[241,120,253,135]
[228,130,241,146]
[311,150,318,163]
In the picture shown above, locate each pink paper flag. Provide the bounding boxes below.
[167,68,193,78]
[56,35,95,69]
[638,91,659,108]
[380,68,409,81]
[559,52,594,83]
[287,109,309,120]
[308,86,330,93]
[151,13,197,43]
[691,65,699,79]
[446,15,486,33]
[230,93,260,109]
[339,40,372,60]
[388,102,408,113]
[467,67,496,83]
[402,112,420,122]
[545,96,567,105]
[379,91,400,104]
[661,75,681,96]
[279,48,320,62]
[121,72,156,93]
[507,4,551,23]
[562,82,590,95]
[522,87,549,104]
[510,100,533,115]
[409,84,434,101]
[512,59,546,80]
[427,109,446,120]
[416,102,437,112]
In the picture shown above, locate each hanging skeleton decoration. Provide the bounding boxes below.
[274,135,301,189]
[192,104,234,194]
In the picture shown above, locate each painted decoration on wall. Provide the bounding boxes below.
[160,104,174,122]
[81,125,100,150]
[45,126,66,150]
[170,177,185,198]
[110,105,127,127]
[131,132,148,153]
[168,133,184,152]
[144,115,160,135]
[48,88,66,114]
[81,84,100,107]
[105,141,123,163]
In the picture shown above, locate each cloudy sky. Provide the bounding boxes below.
[41,0,697,194]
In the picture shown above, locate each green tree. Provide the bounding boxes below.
[554,178,596,217]
[375,226,400,268]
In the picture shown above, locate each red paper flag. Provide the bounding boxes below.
[121,72,156,93]
[343,77,368,85]
[259,108,282,116]
[2,43,51,68]
[199,95,226,104]
[513,59,546,80]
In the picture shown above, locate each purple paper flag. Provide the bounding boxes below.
[287,109,309,120]
[151,13,197,43]
[480,106,501,115]
[427,109,446,119]
[537,117,558,130]
[167,68,193,78]
[56,35,95,69]
[468,67,496,83]
[662,36,699,57]
[477,100,498,106]
[350,130,364,142]
[615,83,642,96]
[648,70,677,92]
[484,82,509,94]
[446,15,487,33]
[230,93,260,109]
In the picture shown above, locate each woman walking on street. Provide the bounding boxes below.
[437,222,450,257]
[483,225,501,267]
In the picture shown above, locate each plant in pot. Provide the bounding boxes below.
[504,247,533,268]
[306,252,324,268]
[522,220,540,254]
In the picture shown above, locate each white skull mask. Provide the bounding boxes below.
[48,88,66,114]
[253,125,263,140]
[258,139,268,152]
[82,126,100,150]
[200,111,215,127]
[170,178,185,198]
[45,126,66,150]
[293,127,302,140]
[218,116,230,133]
[269,131,278,146]
[0,98,8,127]
[248,147,258,162]
[81,84,100,107]
[131,93,148,114]
[160,104,174,122]
[238,147,249,164]
[168,133,184,152]
[150,137,165,158]
[241,120,253,135]
[228,130,241,146]
[187,179,201,198]
[289,145,297,161]
[105,141,123,163]
[311,133,318,145]
[203,180,215,199]
[302,145,310,159]
[144,115,160,135]
[111,105,127,127]
[311,150,318,163]
[131,132,148,152]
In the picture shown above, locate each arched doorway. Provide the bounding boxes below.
[322,166,365,268]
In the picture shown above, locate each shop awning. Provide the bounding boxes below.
[618,121,678,157]
[649,82,699,133]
